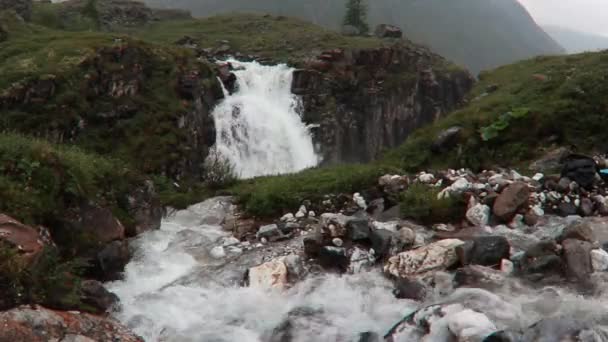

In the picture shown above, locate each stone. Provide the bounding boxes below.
[358,331,381,342]
[257,224,283,241]
[346,218,371,241]
[557,177,571,193]
[280,213,295,222]
[453,265,506,289]
[248,259,289,290]
[501,259,514,274]
[524,210,539,226]
[431,126,462,153]
[0,214,46,262]
[125,181,162,236]
[469,236,510,267]
[524,255,563,276]
[384,239,465,278]
[78,205,126,244]
[558,202,578,217]
[370,229,396,257]
[561,154,598,189]
[493,182,530,222]
[332,238,343,247]
[529,147,570,172]
[398,227,416,246]
[374,24,403,38]
[210,246,226,259]
[591,249,608,272]
[318,246,349,270]
[447,309,497,342]
[558,222,595,243]
[393,278,427,300]
[303,232,324,257]
[579,198,595,217]
[97,240,130,281]
[562,239,593,283]
[0,305,143,341]
[466,203,491,227]
[80,280,119,314]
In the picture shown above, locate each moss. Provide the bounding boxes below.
[399,184,466,224]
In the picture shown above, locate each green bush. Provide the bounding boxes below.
[399,183,466,224]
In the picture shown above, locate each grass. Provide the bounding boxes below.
[399,183,466,224]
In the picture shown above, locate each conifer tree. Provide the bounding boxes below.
[343,0,369,35]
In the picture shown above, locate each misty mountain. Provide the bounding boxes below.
[143,0,565,74]
[543,25,608,54]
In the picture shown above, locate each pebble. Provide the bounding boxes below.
[332,238,344,247]
[210,246,226,259]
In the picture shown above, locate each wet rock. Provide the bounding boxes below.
[257,224,283,241]
[0,305,143,341]
[248,259,289,290]
[358,331,381,342]
[562,239,593,283]
[303,232,324,257]
[384,239,464,278]
[453,265,506,289]
[125,181,163,236]
[393,278,427,300]
[591,249,608,272]
[493,182,530,222]
[97,240,130,281]
[448,309,497,341]
[466,203,491,227]
[431,126,462,153]
[580,198,595,217]
[469,236,510,267]
[370,229,396,257]
[346,218,371,241]
[558,222,595,243]
[80,280,119,313]
[524,210,539,226]
[318,246,349,270]
[558,202,578,217]
[523,255,564,276]
[398,227,416,246]
[483,330,522,342]
[374,24,403,38]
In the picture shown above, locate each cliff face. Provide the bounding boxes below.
[292,45,474,164]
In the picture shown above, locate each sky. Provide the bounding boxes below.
[518,0,608,36]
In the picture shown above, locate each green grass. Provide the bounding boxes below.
[399,183,466,224]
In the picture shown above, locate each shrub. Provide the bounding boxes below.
[399,184,466,224]
[203,149,238,190]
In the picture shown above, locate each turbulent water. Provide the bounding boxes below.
[211,60,318,178]
[108,198,412,342]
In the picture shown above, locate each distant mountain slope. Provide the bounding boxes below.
[143,0,565,74]
[543,25,608,53]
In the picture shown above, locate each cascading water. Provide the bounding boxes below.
[211,60,319,178]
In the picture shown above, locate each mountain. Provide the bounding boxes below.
[543,25,608,53]
[142,0,565,74]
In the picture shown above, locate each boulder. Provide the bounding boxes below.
[248,259,289,290]
[318,246,349,270]
[374,24,403,38]
[562,239,593,283]
[358,331,381,342]
[370,229,396,257]
[303,232,324,257]
[384,239,464,278]
[558,222,595,243]
[97,240,130,281]
[466,203,491,227]
[80,280,119,313]
[125,180,162,236]
[467,236,510,267]
[0,0,32,21]
[579,198,595,217]
[347,218,371,241]
[257,224,283,241]
[529,147,570,172]
[0,214,46,262]
[0,305,143,341]
[493,182,530,222]
[77,205,125,244]
[431,126,462,153]
[393,277,427,300]
[453,265,506,290]
[558,202,578,217]
[591,249,608,272]
[561,154,598,188]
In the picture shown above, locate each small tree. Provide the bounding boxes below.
[343,0,369,35]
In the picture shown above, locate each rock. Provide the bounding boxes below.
[529,147,570,172]
[579,198,595,217]
[524,255,563,276]
[233,218,257,240]
[493,182,530,222]
[374,24,403,38]
[332,238,343,247]
[341,24,360,36]
[384,239,464,278]
[346,218,371,241]
[0,0,32,21]
[466,203,491,227]
[557,177,571,193]
[348,247,375,273]
[370,229,396,257]
[283,254,304,282]
[558,222,595,243]
[80,280,119,313]
[358,331,381,342]
[453,265,506,289]
[318,246,349,270]
[97,240,130,281]
[558,202,578,217]
[393,278,427,300]
[524,210,539,226]
[210,246,226,259]
[431,126,462,153]
[0,305,143,341]
[501,259,514,274]
[591,249,608,272]
[562,239,593,283]
[0,214,46,262]
[76,205,125,244]
[471,236,510,267]
[257,224,283,241]
[561,154,598,189]
[447,309,497,341]
[303,232,324,257]
[248,259,289,290]
[398,227,416,246]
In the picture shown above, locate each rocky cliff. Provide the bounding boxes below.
[293,45,473,164]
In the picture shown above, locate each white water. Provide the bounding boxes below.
[108,198,412,342]
[211,60,319,178]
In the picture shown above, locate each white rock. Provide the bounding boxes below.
[466,204,491,227]
[450,178,471,193]
[248,259,288,290]
[510,170,524,181]
[564,196,571,203]
[533,173,544,182]
[575,199,581,207]
[508,214,525,229]
[591,249,608,272]
[501,259,514,274]
[532,204,545,217]
[332,238,343,247]
[308,211,316,217]
[473,183,487,191]
[433,223,455,232]
[295,211,306,218]
[222,236,240,246]
[298,205,307,215]
[353,192,367,209]
[210,246,226,259]
[260,237,268,244]
[447,309,497,341]
[349,247,375,274]
[418,172,435,184]
[399,227,416,245]
[281,213,295,222]
[384,239,465,278]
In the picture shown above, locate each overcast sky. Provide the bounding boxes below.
[518,0,608,36]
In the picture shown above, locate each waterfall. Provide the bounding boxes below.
[211,60,319,179]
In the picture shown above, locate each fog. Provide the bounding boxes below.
[519,0,608,37]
